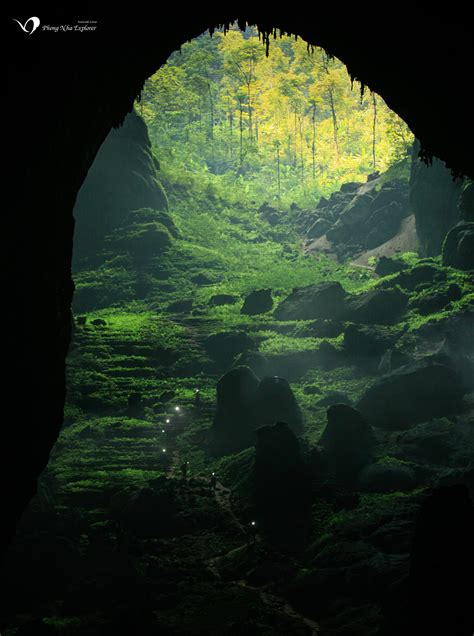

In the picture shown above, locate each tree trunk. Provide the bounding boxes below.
[312,101,316,179]
[247,83,252,143]
[276,142,281,199]
[328,87,339,158]
[207,81,214,141]
[239,97,244,169]
[372,92,377,170]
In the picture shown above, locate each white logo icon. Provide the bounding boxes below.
[13,16,40,34]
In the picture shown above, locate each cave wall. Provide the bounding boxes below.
[4,4,474,556]
[410,139,464,256]
[73,109,168,265]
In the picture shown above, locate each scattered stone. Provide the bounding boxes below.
[340,181,362,193]
[209,294,238,307]
[91,318,106,326]
[241,289,273,315]
[357,362,465,430]
[167,299,193,313]
[375,255,409,277]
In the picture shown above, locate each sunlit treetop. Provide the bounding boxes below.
[140,24,413,205]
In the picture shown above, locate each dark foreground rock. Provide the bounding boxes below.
[210,368,303,456]
[210,366,260,456]
[253,376,303,434]
[319,405,375,483]
[357,363,465,430]
[254,422,311,547]
[407,485,474,635]
[359,459,418,493]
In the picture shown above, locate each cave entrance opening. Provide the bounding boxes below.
[62,23,418,510]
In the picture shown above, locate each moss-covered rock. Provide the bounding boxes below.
[274,281,347,321]
[357,363,465,430]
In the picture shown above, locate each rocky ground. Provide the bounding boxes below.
[1,114,473,635]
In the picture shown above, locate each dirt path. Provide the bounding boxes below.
[206,479,319,635]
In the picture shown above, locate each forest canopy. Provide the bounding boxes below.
[140,25,413,206]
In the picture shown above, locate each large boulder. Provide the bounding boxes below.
[307,218,331,239]
[359,458,417,493]
[375,255,409,277]
[343,323,400,358]
[345,287,408,325]
[253,376,303,434]
[274,281,347,321]
[209,294,238,306]
[319,405,375,483]
[387,263,445,291]
[241,289,273,315]
[204,331,255,367]
[357,363,465,430]
[396,418,474,467]
[254,422,311,546]
[210,366,260,456]
[442,221,474,270]
[409,283,462,315]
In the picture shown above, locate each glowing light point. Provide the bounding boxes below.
[166,419,170,424]
[251,521,256,526]
[174,406,180,412]
[161,429,165,433]
[162,448,167,453]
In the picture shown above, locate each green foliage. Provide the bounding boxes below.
[141,25,413,209]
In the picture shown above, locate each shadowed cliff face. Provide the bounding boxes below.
[4,5,474,554]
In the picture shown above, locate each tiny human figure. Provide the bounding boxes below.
[181,460,189,481]
[246,520,258,549]
[194,388,201,407]
[210,472,217,492]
